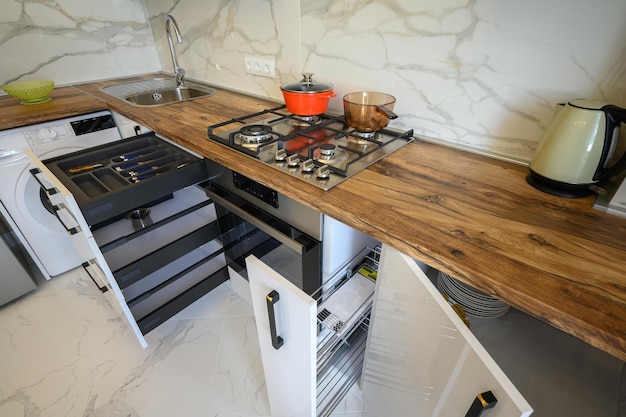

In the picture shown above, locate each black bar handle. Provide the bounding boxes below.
[266,290,284,350]
[82,262,108,293]
[465,391,497,417]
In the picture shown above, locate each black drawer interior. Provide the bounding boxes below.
[43,133,208,225]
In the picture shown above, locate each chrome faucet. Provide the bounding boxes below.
[165,15,185,87]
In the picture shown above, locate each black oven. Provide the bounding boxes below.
[204,161,322,295]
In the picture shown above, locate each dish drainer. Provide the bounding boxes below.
[315,247,380,416]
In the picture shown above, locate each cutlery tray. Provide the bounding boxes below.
[43,133,207,226]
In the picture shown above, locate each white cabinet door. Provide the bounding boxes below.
[361,244,532,417]
[27,150,148,348]
[247,255,317,417]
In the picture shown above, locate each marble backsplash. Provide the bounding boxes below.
[144,0,301,102]
[144,0,626,162]
[3,0,626,162]
[0,0,159,86]
[301,0,626,161]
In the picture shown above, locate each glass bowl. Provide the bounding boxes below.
[1,80,55,105]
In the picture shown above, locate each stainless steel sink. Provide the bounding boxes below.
[124,86,214,106]
[100,78,216,106]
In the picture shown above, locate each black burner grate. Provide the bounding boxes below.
[207,105,414,190]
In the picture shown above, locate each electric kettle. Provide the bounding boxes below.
[527,99,626,197]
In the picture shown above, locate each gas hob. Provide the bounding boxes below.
[207,105,414,190]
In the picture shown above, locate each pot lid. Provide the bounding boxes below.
[281,73,333,93]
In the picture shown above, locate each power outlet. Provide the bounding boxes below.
[244,56,276,78]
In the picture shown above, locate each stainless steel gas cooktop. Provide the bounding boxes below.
[207,105,414,190]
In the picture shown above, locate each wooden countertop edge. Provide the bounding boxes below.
[2,75,624,361]
[0,86,108,128]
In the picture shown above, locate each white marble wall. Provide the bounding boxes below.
[299,0,626,161]
[144,0,301,100]
[3,0,626,162]
[146,0,626,162]
[0,0,159,86]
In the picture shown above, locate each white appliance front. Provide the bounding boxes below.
[0,111,125,279]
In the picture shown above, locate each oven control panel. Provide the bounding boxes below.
[233,172,279,208]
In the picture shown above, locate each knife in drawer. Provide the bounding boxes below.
[114,152,169,172]
[111,147,161,162]
[68,163,106,174]
[129,162,189,183]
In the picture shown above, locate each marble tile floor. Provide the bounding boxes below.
[0,267,364,417]
[1,266,623,417]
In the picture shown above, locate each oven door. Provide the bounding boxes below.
[205,181,321,295]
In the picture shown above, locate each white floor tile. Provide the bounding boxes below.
[206,315,270,417]
[4,265,619,417]
[0,268,263,417]
[0,268,118,327]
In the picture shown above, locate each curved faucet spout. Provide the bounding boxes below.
[165,15,185,87]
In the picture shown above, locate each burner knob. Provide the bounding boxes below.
[316,165,331,179]
[286,154,300,167]
[319,143,336,157]
[301,159,316,173]
[275,148,287,162]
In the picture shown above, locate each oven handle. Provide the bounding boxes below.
[206,189,306,254]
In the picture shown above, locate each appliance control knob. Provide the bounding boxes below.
[286,154,300,167]
[41,128,57,139]
[275,148,287,162]
[319,143,336,158]
[301,159,316,173]
[316,165,331,179]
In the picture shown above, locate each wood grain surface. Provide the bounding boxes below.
[0,86,106,130]
[2,73,625,361]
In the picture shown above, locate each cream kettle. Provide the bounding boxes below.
[527,99,626,197]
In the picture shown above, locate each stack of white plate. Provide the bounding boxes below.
[437,271,510,319]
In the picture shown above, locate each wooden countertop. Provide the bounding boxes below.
[2,74,625,361]
[0,86,107,128]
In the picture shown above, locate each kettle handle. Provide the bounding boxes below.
[595,105,626,181]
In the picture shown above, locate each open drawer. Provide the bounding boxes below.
[27,138,227,348]
[41,133,207,226]
[91,185,228,335]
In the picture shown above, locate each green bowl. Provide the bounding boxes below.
[1,80,55,105]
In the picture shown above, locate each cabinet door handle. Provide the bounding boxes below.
[82,262,108,293]
[464,391,497,417]
[266,290,284,350]
[29,167,58,195]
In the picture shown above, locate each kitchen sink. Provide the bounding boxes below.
[100,77,216,106]
[124,86,214,106]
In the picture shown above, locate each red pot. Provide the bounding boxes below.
[281,73,335,116]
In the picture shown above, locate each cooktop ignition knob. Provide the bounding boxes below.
[301,159,316,173]
[286,154,301,167]
[316,165,331,179]
[319,143,336,158]
[275,148,287,162]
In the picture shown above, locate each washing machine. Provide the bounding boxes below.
[0,111,147,279]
